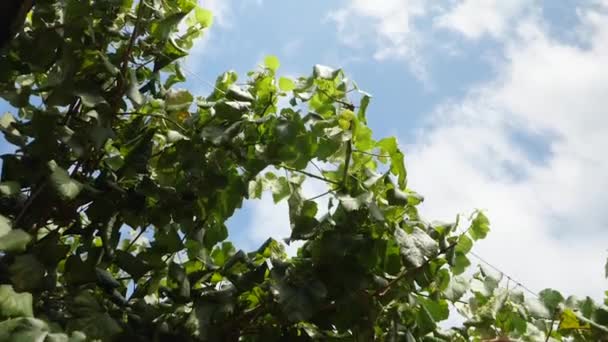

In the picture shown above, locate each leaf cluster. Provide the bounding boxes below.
[0,1,606,341]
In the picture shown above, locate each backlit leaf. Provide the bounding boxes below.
[264,55,280,72]
[279,77,295,91]
[0,285,33,318]
[48,160,83,200]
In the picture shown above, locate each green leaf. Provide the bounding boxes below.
[416,304,437,335]
[0,317,49,341]
[279,77,295,91]
[9,255,46,292]
[32,233,69,268]
[525,297,551,319]
[115,250,152,280]
[355,125,374,151]
[193,6,213,27]
[166,89,194,112]
[386,188,408,206]
[269,176,291,203]
[48,160,83,200]
[64,255,96,286]
[445,275,469,302]
[451,253,470,275]
[455,235,473,254]
[211,241,236,267]
[67,312,122,340]
[154,224,184,253]
[0,228,31,252]
[0,223,32,254]
[177,0,198,12]
[0,214,11,237]
[539,288,564,313]
[357,94,371,123]
[394,227,438,268]
[363,170,383,188]
[338,192,372,211]
[74,88,107,108]
[418,296,449,321]
[167,129,187,143]
[313,65,338,79]
[214,101,250,121]
[126,69,144,107]
[377,137,407,188]
[0,285,33,318]
[288,192,319,239]
[248,177,264,199]
[560,308,583,330]
[264,55,280,72]
[0,113,25,146]
[0,181,20,197]
[469,211,490,240]
[227,85,254,102]
[204,223,228,248]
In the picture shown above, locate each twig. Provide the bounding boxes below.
[353,149,390,158]
[281,165,341,186]
[118,112,187,133]
[317,88,356,110]
[310,160,324,175]
[306,189,334,202]
[342,140,352,188]
[125,227,147,252]
[120,4,145,79]
[62,98,81,125]
[111,2,145,111]
[15,182,47,228]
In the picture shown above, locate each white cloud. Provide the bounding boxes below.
[326,0,535,82]
[406,6,608,299]
[435,0,534,39]
[199,0,232,27]
[327,0,430,81]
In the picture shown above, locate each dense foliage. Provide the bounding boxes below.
[0,1,607,341]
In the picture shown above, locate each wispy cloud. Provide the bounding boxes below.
[406,4,608,299]
[434,0,535,39]
[327,0,431,82]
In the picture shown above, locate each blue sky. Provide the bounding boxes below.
[187,0,608,301]
[2,0,607,303]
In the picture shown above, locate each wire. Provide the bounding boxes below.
[181,61,226,94]
[452,219,540,299]
[469,251,539,298]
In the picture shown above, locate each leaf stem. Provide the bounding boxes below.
[15,182,47,229]
[342,140,352,188]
